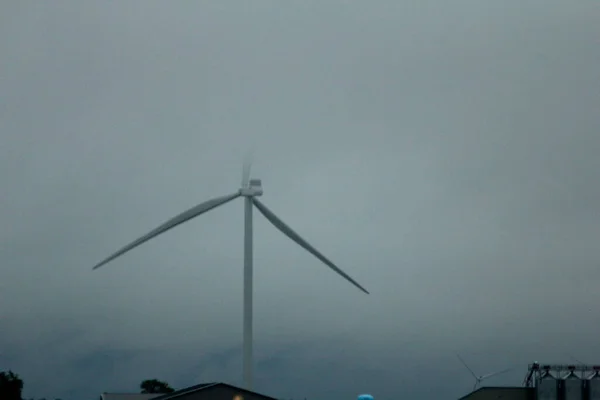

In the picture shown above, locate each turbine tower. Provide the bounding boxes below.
[91,163,369,390]
[456,354,512,391]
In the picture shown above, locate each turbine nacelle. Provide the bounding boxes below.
[239,178,263,197]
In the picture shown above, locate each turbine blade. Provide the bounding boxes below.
[252,198,369,294]
[92,192,241,270]
[481,368,512,380]
[456,354,478,380]
[242,152,253,188]
[571,356,585,365]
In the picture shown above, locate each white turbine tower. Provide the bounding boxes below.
[91,162,369,390]
[456,354,512,391]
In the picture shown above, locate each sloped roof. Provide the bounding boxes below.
[101,394,163,400]
[457,386,534,400]
[151,382,217,399]
[151,382,279,400]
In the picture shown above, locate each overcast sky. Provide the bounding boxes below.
[1,1,600,399]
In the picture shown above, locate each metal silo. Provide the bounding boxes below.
[563,371,583,400]
[538,371,559,400]
[588,371,600,400]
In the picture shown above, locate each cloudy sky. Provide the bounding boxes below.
[1,1,600,399]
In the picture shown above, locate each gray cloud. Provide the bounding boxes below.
[1,1,599,399]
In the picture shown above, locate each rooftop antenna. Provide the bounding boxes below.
[456,354,513,391]
[91,157,369,391]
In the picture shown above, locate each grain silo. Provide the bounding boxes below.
[537,368,559,400]
[588,371,600,400]
[563,369,583,400]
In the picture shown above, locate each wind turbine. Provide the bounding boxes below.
[570,355,585,365]
[456,354,512,391]
[91,161,369,390]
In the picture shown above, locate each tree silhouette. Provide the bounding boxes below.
[0,370,24,400]
[140,379,175,394]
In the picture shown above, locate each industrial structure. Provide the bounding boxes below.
[459,362,600,400]
[523,363,600,400]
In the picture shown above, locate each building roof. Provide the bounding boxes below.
[100,394,163,400]
[457,386,534,400]
[151,382,280,400]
